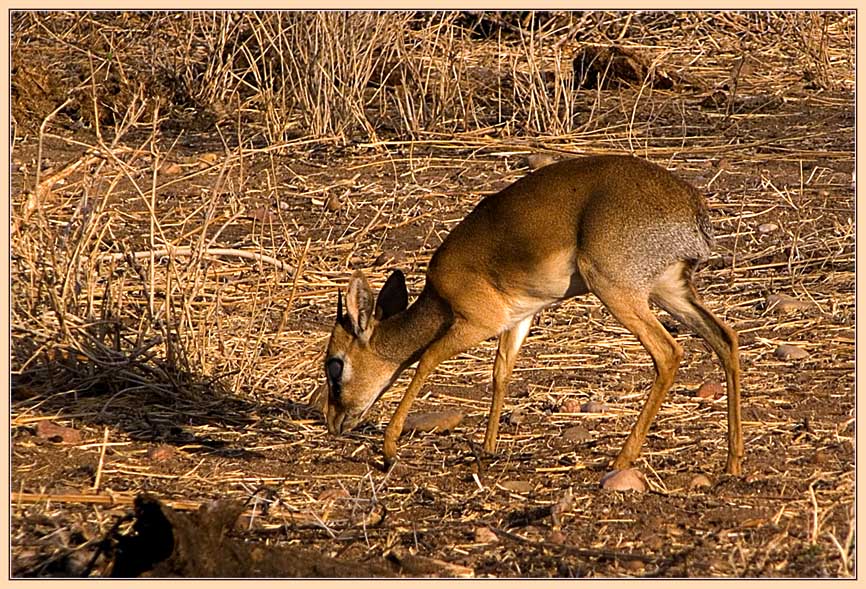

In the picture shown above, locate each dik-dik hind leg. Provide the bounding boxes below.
[590,277,683,471]
[651,263,743,475]
[383,320,493,468]
[484,315,534,453]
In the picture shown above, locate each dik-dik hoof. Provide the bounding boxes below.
[380,456,395,472]
[382,437,398,471]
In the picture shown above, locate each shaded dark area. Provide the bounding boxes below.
[108,495,397,577]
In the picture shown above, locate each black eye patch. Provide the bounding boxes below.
[326,358,343,383]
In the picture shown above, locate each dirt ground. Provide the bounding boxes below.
[10,12,854,578]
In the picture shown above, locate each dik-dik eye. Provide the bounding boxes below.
[326,358,343,385]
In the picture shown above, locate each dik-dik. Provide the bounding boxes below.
[323,154,743,476]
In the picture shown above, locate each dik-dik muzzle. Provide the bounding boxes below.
[323,274,408,435]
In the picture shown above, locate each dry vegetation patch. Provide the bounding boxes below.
[11,11,854,578]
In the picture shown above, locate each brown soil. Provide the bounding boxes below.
[11,11,854,578]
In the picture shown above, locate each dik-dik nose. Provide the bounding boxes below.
[325,404,346,434]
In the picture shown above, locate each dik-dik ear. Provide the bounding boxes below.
[375,269,409,321]
[346,271,375,338]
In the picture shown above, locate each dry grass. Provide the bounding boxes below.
[10,10,854,578]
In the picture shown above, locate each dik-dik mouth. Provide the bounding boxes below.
[325,405,364,435]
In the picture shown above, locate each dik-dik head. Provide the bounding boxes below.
[324,270,409,434]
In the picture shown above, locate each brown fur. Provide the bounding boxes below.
[323,154,743,476]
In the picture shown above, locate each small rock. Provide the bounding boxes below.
[401,410,463,433]
[508,407,526,426]
[546,530,567,544]
[317,488,350,502]
[526,153,558,170]
[161,162,183,175]
[774,344,810,360]
[696,381,724,400]
[362,504,386,527]
[580,400,607,413]
[197,152,219,167]
[811,450,829,465]
[372,252,393,267]
[388,549,475,577]
[35,421,81,444]
[550,488,574,526]
[644,535,664,551]
[757,222,779,233]
[600,469,647,492]
[249,205,276,223]
[473,526,498,544]
[326,193,342,211]
[622,559,645,572]
[372,252,406,268]
[562,425,591,442]
[559,399,581,413]
[146,445,176,462]
[498,480,533,494]
[766,293,813,314]
[689,474,712,490]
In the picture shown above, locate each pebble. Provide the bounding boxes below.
[696,381,724,400]
[600,468,647,492]
[580,400,607,413]
[362,504,386,527]
[766,293,813,314]
[757,222,779,233]
[559,399,582,413]
[197,152,219,169]
[474,526,498,544]
[35,421,81,444]
[498,480,533,494]
[161,162,183,175]
[551,488,574,526]
[401,410,464,433]
[249,205,276,223]
[146,445,176,462]
[526,153,558,171]
[812,450,829,465]
[317,488,350,502]
[508,407,525,425]
[774,344,810,360]
[562,425,591,442]
[326,193,342,211]
[372,252,394,267]
[689,474,712,489]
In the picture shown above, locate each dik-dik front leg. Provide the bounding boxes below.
[484,315,534,453]
[383,320,492,468]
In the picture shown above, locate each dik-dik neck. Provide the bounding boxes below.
[371,285,453,369]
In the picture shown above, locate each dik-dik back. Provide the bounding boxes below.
[324,155,743,476]
[426,156,714,324]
